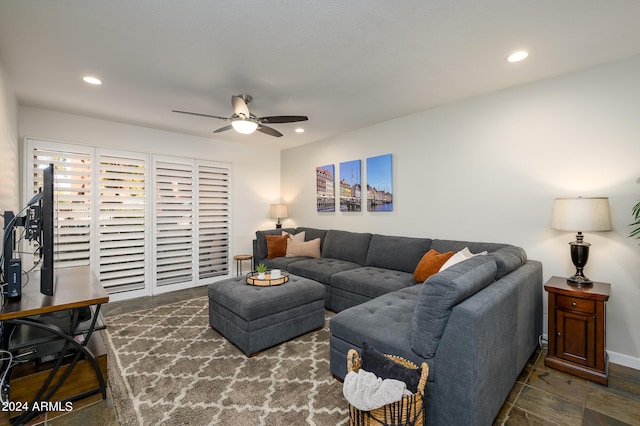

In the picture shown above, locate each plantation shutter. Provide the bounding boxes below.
[154,159,195,287]
[97,151,149,293]
[32,147,92,268]
[197,163,231,279]
[26,139,232,298]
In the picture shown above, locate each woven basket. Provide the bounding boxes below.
[346,349,429,426]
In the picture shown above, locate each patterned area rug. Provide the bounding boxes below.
[103,297,349,425]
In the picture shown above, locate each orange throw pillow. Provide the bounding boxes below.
[266,234,289,259]
[413,249,455,283]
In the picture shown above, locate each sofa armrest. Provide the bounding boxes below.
[433,279,517,426]
[252,239,260,265]
[431,260,542,426]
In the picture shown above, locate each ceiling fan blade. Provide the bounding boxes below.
[172,110,228,120]
[232,95,250,117]
[259,115,308,124]
[213,124,233,133]
[257,125,283,137]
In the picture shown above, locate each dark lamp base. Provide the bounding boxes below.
[567,274,593,287]
[567,233,593,287]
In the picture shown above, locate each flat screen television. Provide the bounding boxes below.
[1,164,55,297]
[40,163,55,296]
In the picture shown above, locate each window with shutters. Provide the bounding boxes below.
[197,163,230,279]
[31,145,92,269]
[25,138,232,298]
[154,159,195,288]
[97,151,149,294]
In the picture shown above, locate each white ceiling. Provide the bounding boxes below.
[1,0,640,148]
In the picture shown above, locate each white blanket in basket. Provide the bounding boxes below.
[343,369,413,411]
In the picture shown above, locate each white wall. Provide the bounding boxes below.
[281,54,640,368]
[0,60,19,213]
[18,106,282,266]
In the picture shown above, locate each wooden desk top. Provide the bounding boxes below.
[0,266,109,320]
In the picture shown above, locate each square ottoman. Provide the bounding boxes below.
[208,274,326,356]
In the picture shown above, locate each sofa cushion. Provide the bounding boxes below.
[296,227,328,251]
[288,258,362,285]
[266,234,289,259]
[330,286,431,374]
[286,238,321,258]
[490,246,528,279]
[429,239,526,279]
[413,249,454,282]
[322,230,372,266]
[411,255,498,358]
[365,234,432,273]
[265,256,308,271]
[332,267,415,299]
[330,287,420,356]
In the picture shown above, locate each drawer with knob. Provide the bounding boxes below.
[556,294,595,313]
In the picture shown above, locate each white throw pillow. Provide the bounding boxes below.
[439,247,487,272]
[283,230,305,242]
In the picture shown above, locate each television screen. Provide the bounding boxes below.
[40,163,55,296]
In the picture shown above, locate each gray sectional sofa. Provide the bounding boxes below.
[253,227,543,426]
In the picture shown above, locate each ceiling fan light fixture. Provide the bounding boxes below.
[231,117,258,134]
[173,94,307,137]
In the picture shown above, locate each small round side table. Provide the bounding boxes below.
[233,254,253,276]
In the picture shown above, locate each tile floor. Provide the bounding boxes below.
[18,286,640,425]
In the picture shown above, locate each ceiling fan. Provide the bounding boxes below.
[172,94,308,137]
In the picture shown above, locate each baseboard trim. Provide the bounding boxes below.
[608,350,640,371]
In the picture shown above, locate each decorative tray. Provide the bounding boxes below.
[246,270,289,286]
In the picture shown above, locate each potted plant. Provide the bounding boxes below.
[630,177,640,245]
[256,263,268,280]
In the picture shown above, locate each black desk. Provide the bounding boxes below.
[0,266,109,424]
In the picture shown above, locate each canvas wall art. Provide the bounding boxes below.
[366,154,393,211]
[339,160,361,212]
[316,164,335,212]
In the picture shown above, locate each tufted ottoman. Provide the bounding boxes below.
[208,274,326,356]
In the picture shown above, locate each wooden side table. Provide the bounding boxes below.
[233,254,253,276]
[544,276,610,385]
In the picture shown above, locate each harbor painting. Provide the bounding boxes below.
[366,154,393,211]
[339,160,361,212]
[316,164,335,212]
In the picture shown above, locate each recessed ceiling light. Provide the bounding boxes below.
[507,51,528,63]
[83,76,102,85]
[295,128,305,133]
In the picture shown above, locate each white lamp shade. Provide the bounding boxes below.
[551,197,612,232]
[269,204,288,219]
[231,118,258,134]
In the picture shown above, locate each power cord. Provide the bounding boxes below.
[538,333,548,349]
[0,349,14,404]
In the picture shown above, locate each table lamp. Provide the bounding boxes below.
[269,204,288,229]
[551,197,612,286]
